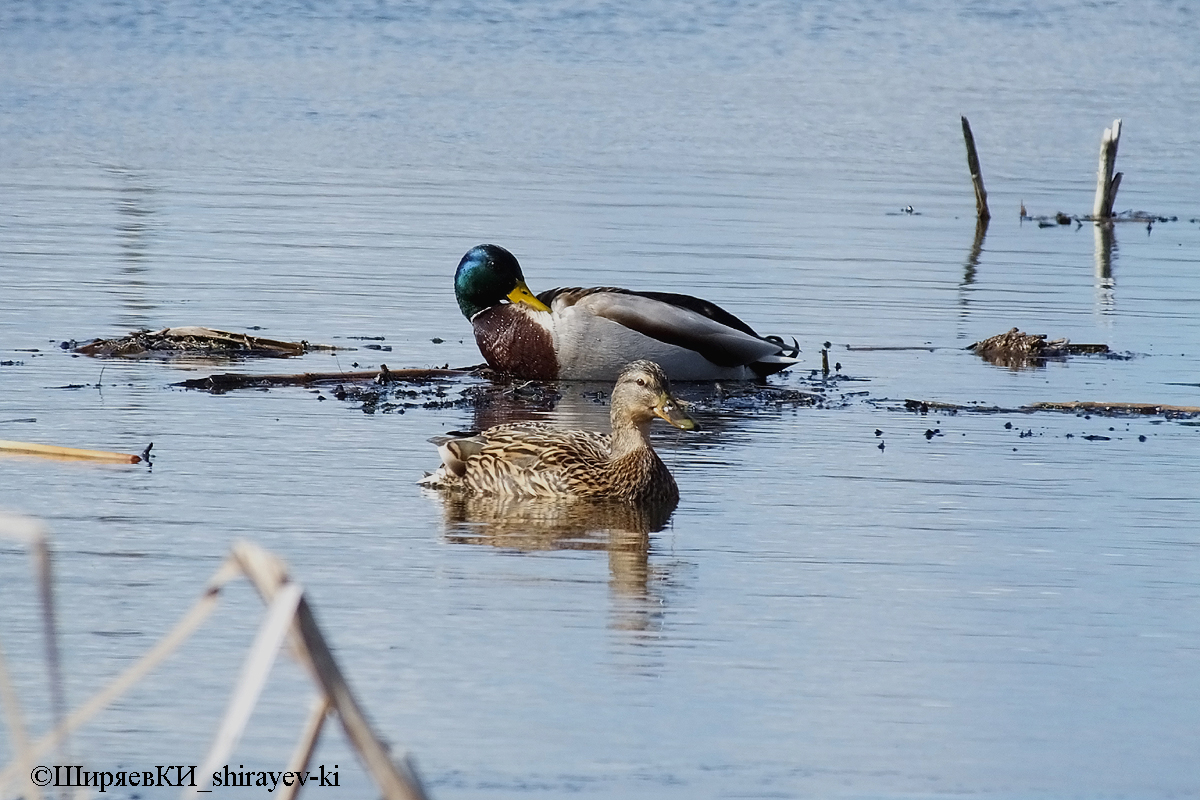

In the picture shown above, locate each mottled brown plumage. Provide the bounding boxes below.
[419,361,695,502]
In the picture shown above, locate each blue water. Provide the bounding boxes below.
[2,1,1200,798]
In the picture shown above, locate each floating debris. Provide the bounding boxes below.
[175,365,476,394]
[176,357,835,422]
[73,327,340,359]
[690,382,827,413]
[1027,401,1200,418]
[364,375,831,419]
[1024,209,1179,227]
[969,328,1111,370]
[886,397,1200,419]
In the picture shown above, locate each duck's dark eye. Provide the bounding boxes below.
[636,378,646,386]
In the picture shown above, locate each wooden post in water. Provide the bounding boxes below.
[960,116,991,222]
[1092,119,1122,219]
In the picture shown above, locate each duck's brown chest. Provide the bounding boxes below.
[571,448,679,505]
[472,305,559,379]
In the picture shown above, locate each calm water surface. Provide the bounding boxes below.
[2,2,1200,798]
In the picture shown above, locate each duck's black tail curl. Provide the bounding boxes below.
[764,335,801,359]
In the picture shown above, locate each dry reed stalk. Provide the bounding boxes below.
[231,541,430,800]
[186,584,305,798]
[0,641,40,800]
[0,514,58,800]
[0,532,430,800]
[0,439,141,463]
[0,558,241,790]
[276,696,333,800]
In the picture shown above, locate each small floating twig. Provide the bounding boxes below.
[844,345,939,352]
[1027,401,1200,415]
[175,367,475,393]
[0,439,142,463]
[897,399,1200,417]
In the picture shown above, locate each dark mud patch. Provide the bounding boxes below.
[337,378,509,416]
[179,360,840,417]
[677,381,831,413]
[323,369,838,423]
[172,351,1192,424]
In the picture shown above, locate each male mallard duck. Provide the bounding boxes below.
[418,360,695,503]
[455,243,799,381]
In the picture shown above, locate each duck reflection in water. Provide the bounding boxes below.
[435,494,677,633]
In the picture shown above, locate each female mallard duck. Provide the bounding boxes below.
[455,243,799,381]
[419,360,695,503]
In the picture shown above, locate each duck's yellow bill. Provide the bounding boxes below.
[506,281,551,312]
[654,396,696,431]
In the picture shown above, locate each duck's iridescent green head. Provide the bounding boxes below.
[454,244,551,319]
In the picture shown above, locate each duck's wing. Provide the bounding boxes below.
[427,424,613,497]
[479,424,610,466]
[542,287,791,369]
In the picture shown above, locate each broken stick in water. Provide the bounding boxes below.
[174,366,475,393]
[0,440,142,464]
[1092,118,1122,219]
[961,116,991,222]
[1028,400,1200,415]
[899,399,1200,417]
